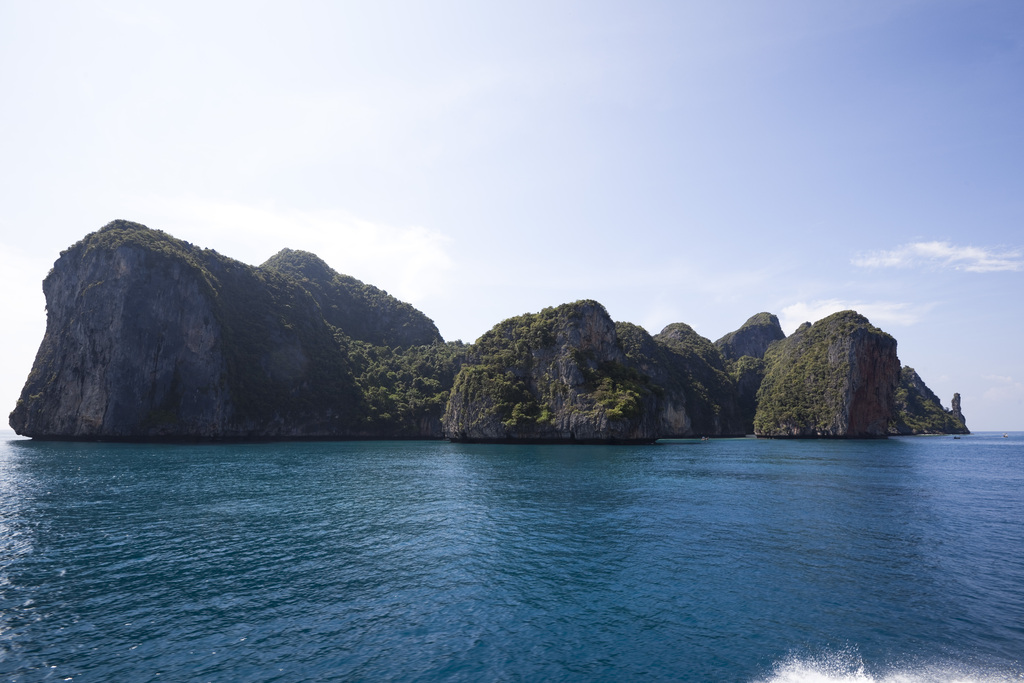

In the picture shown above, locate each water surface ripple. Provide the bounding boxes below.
[1,434,1021,681]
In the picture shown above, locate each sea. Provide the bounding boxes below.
[0,431,1021,682]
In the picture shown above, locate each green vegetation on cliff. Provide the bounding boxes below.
[445,300,654,438]
[728,354,767,433]
[15,220,456,438]
[85,221,366,429]
[706,313,786,433]
[889,366,969,435]
[262,249,441,348]
[754,311,897,437]
[348,340,467,436]
[651,323,744,434]
[12,221,969,441]
[574,349,649,422]
[714,312,786,361]
[449,304,566,431]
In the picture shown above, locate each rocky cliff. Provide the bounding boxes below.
[649,323,746,436]
[889,366,969,435]
[10,226,233,438]
[753,311,900,438]
[11,222,968,442]
[729,355,768,435]
[951,393,966,427]
[443,301,660,443]
[714,312,786,361]
[615,322,746,437]
[261,249,441,347]
[713,312,787,434]
[9,221,444,440]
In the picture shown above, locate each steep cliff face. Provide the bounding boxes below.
[10,221,365,439]
[713,312,786,433]
[443,301,659,443]
[714,312,786,361]
[614,323,693,436]
[888,366,969,435]
[10,233,230,438]
[729,355,767,435]
[614,323,746,437]
[11,222,967,442]
[950,393,966,427]
[261,249,442,347]
[648,323,745,436]
[442,303,751,442]
[753,311,899,438]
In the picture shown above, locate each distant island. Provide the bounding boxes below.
[9,221,968,442]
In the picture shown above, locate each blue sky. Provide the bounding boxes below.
[2,1,1022,430]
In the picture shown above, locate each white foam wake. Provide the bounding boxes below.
[754,649,1022,683]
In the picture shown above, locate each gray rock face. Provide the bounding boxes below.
[887,367,969,435]
[649,323,746,436]
[614,323,694,437]
[261,249,442,347]
[950,392,966,428]
[11,222,970,442]
[754,311,900,438]
[730,355,766,434]
[443,304,751,443]
[10,239,231,438]
[443,301,660,443]
[10,221,366,439]
[714,312,786,361]
[713,313,787,433]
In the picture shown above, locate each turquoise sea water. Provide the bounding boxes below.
[1,433,1022,682]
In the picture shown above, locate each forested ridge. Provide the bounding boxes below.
[9,221,968,441]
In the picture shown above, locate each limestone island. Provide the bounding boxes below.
[9,221,969,443]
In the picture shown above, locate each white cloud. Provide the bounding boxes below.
[853,241,1023,273]
[134,198,456,305]
[779,299,930,335]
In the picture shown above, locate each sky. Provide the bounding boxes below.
[1,0,1022,431]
